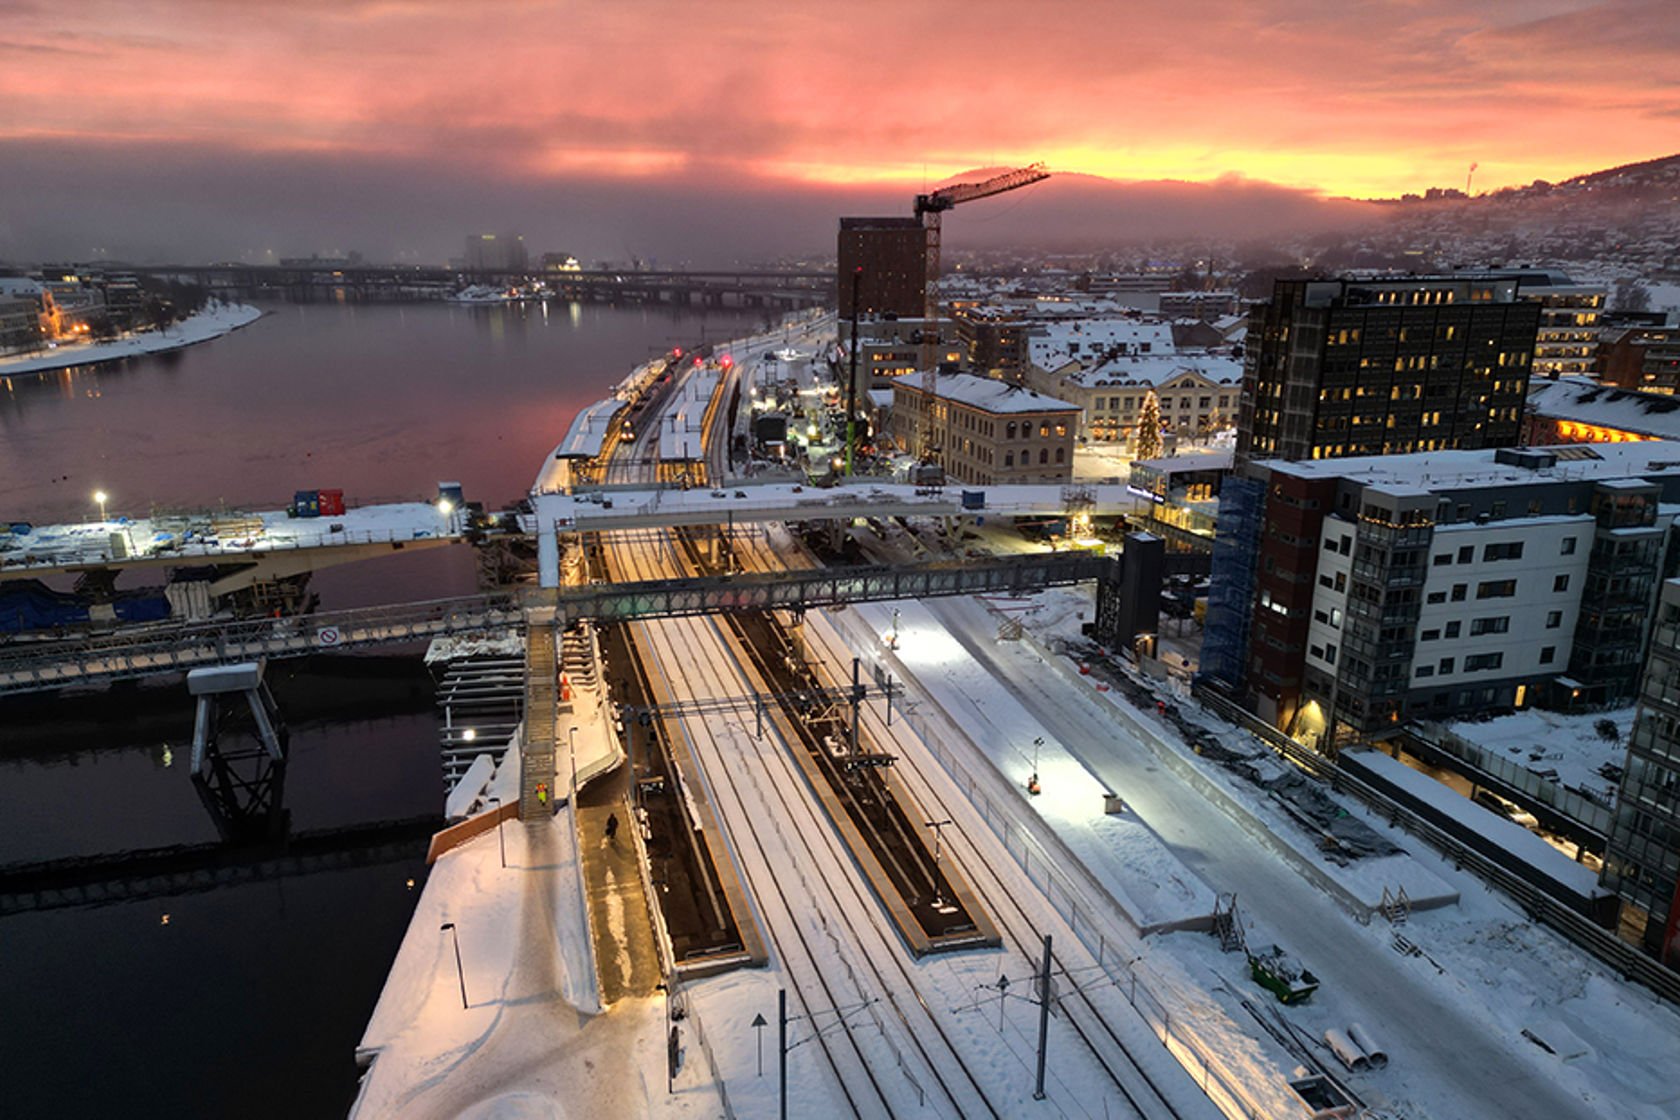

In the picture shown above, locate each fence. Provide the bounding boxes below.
[1193,684,1680,1007]
[826,609,1276,1120]
[1406,724,1614,836]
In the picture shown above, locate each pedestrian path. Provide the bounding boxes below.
[577,764,662,1003]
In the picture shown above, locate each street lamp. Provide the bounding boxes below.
[924,818,953,910]
[487,796,506,869]
[93,490,108,524]
[439,921,468,1009]
[436,497,455,534]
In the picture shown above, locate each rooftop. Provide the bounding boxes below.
[892,370,1075,414]
[1270,440,1680,491]
[1528,376,1680,440]
[1063,351,1242,389]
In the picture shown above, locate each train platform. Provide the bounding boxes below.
[575,760,663,1004]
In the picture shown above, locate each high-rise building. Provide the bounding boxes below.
[464,232,528,272]
[1210,276,1545,695]
[1237,275,1542,465]
[1602,577,1680,967]
[837,217,927,319]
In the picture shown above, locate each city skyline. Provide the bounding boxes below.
[3,1,1678,263]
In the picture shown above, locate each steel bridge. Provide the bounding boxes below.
[0,553,1116,696]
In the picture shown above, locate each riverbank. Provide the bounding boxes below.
[0,300,264,379]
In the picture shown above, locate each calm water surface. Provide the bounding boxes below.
[0,299,770,1118]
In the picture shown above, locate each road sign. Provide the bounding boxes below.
[751,1012,768,1076]
[316,626,341,647]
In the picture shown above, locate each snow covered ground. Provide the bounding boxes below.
[1438,706,1634,808]
[0,300,263,378]
[907,583,1680,1120]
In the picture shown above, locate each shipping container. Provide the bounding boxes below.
[318,488,346,516]
[292,489,321,518]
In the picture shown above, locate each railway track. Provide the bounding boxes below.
[618,543,1005,1117]
[727,527,1204,1119]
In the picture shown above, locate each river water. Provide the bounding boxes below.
[0,299,770,1118]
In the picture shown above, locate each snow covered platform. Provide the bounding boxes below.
[1341,748,1611,917]
[820,600,1219,935]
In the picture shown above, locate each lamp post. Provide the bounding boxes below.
[487,796,506,869]
[93,490,108,524]
[924,818,952,910]
[439,921,468,1009]
[436,497,455,535]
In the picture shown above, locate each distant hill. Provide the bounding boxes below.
[1367,152,1680,237]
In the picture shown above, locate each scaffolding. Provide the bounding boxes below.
[1201,474,1264,689]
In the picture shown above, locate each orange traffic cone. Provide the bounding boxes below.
[560,673,573,702]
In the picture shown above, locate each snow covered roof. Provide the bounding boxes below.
[1528,376,1680,440]
[1270,440,1680,491]
[1062,352,1242,389]
[892,371,1075,414]
[551,398,625,459]
[0,277,45,298]
[1027,318,1176,373]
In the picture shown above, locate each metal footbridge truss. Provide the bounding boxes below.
[0,553,1116,696]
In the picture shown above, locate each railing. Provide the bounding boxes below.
[1192,684,1680,1006]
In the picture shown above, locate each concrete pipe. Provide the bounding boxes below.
[1324,1028,1370,1072]
[1348,1022,1388,1068]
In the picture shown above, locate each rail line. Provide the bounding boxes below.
[732,527,1196,1119]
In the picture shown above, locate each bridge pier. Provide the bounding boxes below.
[186,662,290,843]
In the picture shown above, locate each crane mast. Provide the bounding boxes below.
[914,163,1049,322]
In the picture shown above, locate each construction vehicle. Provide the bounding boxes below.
[1248,943,1320,1004]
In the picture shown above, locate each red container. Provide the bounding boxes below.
[318,489,346,516]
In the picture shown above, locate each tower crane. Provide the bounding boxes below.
[913,163,1050,321]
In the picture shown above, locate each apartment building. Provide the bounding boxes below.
[1597,325,1680,394]
[1204,443,1677,743]
[1601,578,1680,966]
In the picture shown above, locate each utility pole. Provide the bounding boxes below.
[846,267,861,477]
[778,988,789,1120]
[1034,934,1053,1100]
[849,657,863,756]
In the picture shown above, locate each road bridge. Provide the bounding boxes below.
[125,264,831,309]
[531,479,1139,584]
[0,551,1163,696]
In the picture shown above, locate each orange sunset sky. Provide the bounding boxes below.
[2,0,1677,261]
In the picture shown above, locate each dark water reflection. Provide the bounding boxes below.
[0,299,770,1118]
